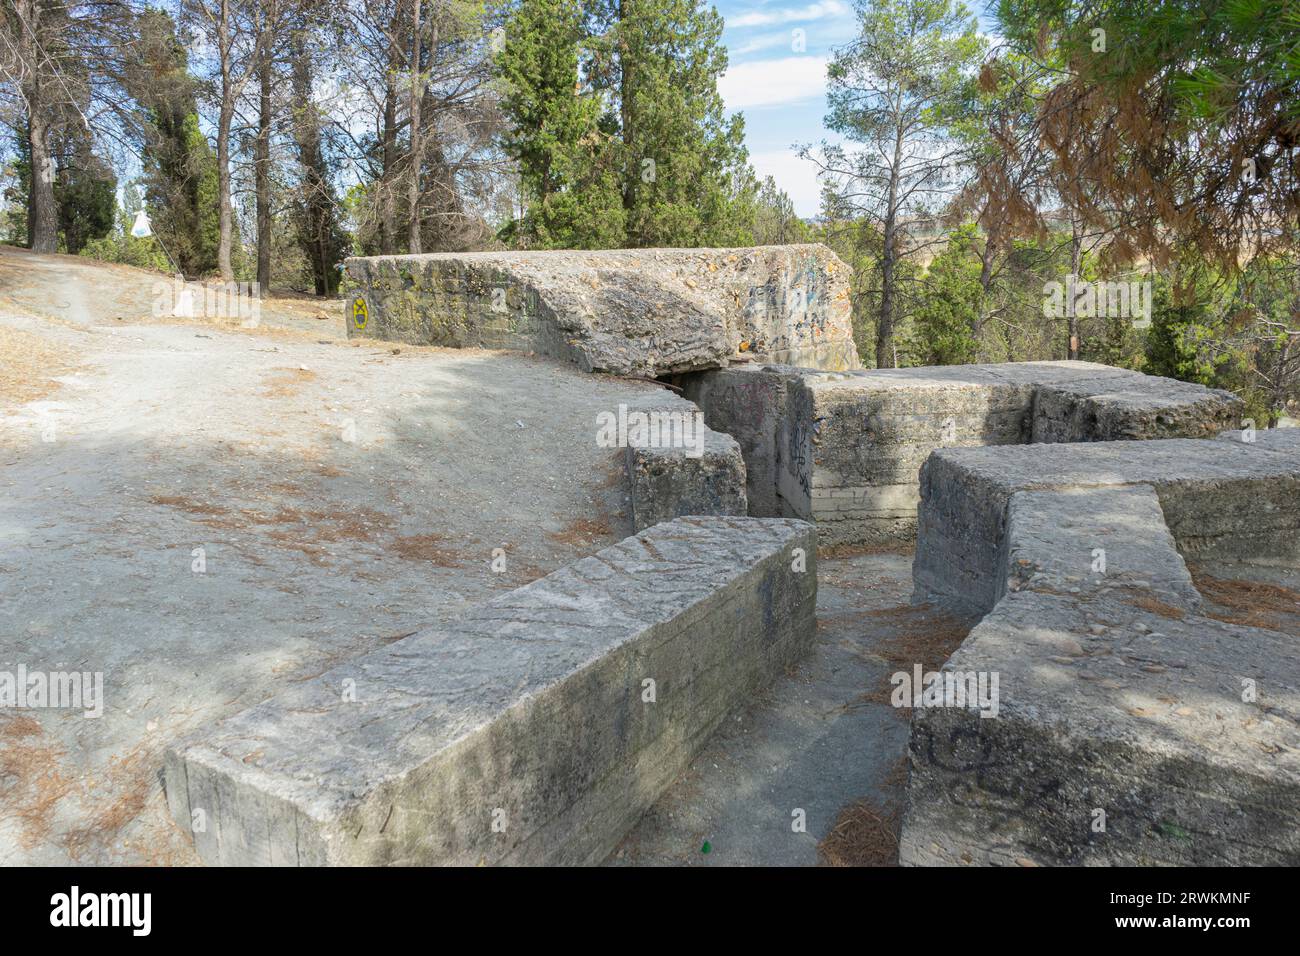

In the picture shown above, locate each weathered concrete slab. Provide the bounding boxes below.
[900,451,1300,866]
[592,390,750,532]
[164,517,816,866]
[678,365,793,517]
[626,428,747,531]
[1027,368,1240,442]
[1216,425,1300,453]
[1001,485,1204,612]
[682,361,1241,545]
[344,245,861,376]
[912,437,1300,618]
[900,589,1300,866]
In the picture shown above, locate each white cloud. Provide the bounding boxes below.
[718,55,829,110]
[727,1,851,30]
[749,149,827,217]
[731,31,799,57]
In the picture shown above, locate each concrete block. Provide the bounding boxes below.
[626,428,747,532]
[900,444,1300,866]
[683,361,1242,546]
[165,517,816,866]
[911,438,1300,617]
[1001,486,1203,612]
[343,245,861,376]
[678,365,792,517]
[900,589,1300,866]
[1032,375,1241,442]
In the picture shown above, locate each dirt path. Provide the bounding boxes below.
[0,244,344,335]
[0,248,676,864]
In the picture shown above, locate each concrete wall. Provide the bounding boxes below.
[164,517,816,866]
[900,438,1300,865]
[626,428,747,532]
[344,245,861,377]
[678,365,791,517]
[684,362,1243,546]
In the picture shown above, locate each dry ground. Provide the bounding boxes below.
[0,245,678,864]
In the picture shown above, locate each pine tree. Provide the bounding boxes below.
[499,0,755,249]
[123,9,221,276]
[908,224,982,366]
[497,0,624,248]
[752,175,810,245]
[612,0,753,247]
[811,0,984,367]
[55,140,116,255]
[1144,260,1233,386]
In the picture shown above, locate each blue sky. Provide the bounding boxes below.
[716,0,998,216]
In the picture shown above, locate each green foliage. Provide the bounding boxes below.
[907,225,982,365]
[814,217,884,361]
[1144,267,1235,387]
[124,10,221,276]
[8,123,119,255]
[996,0,1300,267]
[1080,312,1146,371]
[498,0,762,249]
[614,0,755,247]
[80,198,172,273]
[818,0,985,366]
[1000,0,1300,128]
[342,183,375,258]
[497,0,625,248]
[1213,257,1300,424]
[5,128,30,245]
[752,176,811,245]
[55,154,117,255]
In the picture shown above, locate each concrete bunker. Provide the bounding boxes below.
[344,245,1243,548]
[900,429,1300,866]
[157,246,1285,867]
[344,244,862,376]
[678,362,1243,545]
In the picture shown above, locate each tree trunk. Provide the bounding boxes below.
[380,32,398,255]
[1067,221,1082,360]
[969,236,996,341]
[26,106,58,253]
[978,238,995,294]
[618,0,637,240]
[216,0,236,282]
[878,226,896,369]
[1268,335,1293,427]
[17,0,57,253]
[877,120,905,370]
[217,101,235,281]
[406,0,424,255]
[254,11,273,295]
